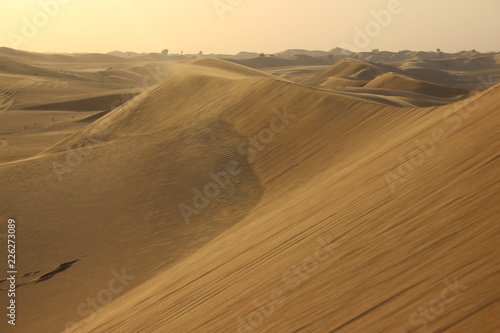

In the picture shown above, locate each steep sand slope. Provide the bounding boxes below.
[1,59,498,332]
[67,77,499,333]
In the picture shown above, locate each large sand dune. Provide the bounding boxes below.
[0,51,499,333]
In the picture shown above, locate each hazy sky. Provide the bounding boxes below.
[1,0,499,54]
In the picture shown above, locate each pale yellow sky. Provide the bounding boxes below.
[1,0,499,54]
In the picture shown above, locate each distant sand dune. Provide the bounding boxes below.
[305,58,396,86]
[365,72,471,98]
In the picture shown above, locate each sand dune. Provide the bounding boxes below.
[293,56,499,106]
[0,55,76,79]
[64,62,499,333]
[365,72,471,98]
[236,51,500,95]
[1,53,499,333]
[227,54,337,69]
[305,58,397,85]
[274,49,332,58]
[259,65,332,84]
[420,56,499,72]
